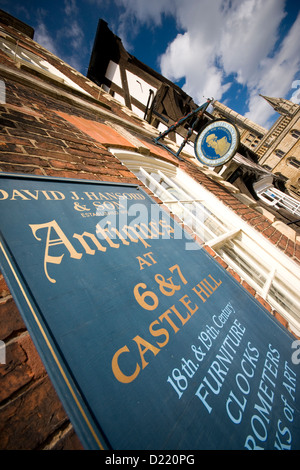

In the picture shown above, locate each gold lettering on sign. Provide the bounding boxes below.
[29,220,82,284]
[73,232,107,255]
[29,218,174,283]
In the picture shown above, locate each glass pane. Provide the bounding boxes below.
[159,179,189,201]
[160,173,230,235]
[135,170,174,202]
[192,202,229,237]
[20,51,34,64]
[219,238,267,288]
[136,168,231,243]
[268,276,300,320]
[168,176,232,234]
[170,176,201,200]
[167,201,225,243]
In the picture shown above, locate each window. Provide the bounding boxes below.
[250,139,260,148]
[111,149,300,335]
[274,149,285,158]
[217,233,300,325]
[288,157,300,169]
[291,129,300,139]
[0,33,90,96]
[244,133,261,148]
[135,167,236,244]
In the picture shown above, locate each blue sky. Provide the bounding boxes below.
[1,0,300,129]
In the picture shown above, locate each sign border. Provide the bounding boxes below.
[0,172,296,450]
[194,119,240,167]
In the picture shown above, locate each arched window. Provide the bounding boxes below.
[288,157,300,169]
[274,149,285,158]
[290,129,300,139]
[110,149,300,335]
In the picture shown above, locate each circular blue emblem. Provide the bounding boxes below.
[194,120,239,166]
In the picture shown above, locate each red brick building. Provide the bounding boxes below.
[0,11,299,449]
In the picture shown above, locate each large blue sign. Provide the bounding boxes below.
[0,173,299,450]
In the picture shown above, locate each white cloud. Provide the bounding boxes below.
[159,0,288,125]
[115,0,174,27]
[64,0,79,16]
[55,0,86,71]
[34,21,59,56]
[219,0,286,83]
[33,1,86,73]
[112,0,174,49]
[159,30,229,101]
[244,11,300,126]
[59,0,84,51]
[115,0,300,128]
[60,19,84,50]
[291,80,300,105]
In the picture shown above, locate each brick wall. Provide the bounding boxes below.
[1,21,300,450]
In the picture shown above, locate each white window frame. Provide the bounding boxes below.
[0,32,90,96]
[110,149,300,335]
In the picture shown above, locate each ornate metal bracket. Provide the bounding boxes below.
[153,98,213,160]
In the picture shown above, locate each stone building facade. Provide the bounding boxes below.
[0,11,300,449]
[212,97,300,199]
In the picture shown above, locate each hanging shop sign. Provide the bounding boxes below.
[0,173,299,450]
[194,119,240,166]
